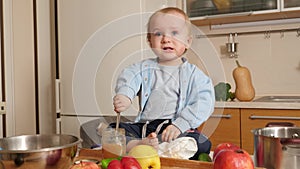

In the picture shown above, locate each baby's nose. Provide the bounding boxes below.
[161,34,171,43]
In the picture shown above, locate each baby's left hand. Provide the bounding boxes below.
[141,132,159,149]
[161,125,181,142]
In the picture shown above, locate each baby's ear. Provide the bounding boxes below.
[147,33,152,46]
[185,35,193,49]
[147,33,151,42]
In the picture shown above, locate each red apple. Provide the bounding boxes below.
[121,156,142,169]
[70,161,100,169]
[46,149,62,165]
[213,142,240,160]
[213,149,254,169]
[107,159,122,169]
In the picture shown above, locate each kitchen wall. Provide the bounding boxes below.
[190,22,300,96]
[2,0,299,137]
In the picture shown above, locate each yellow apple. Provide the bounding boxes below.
[128,145,161,169]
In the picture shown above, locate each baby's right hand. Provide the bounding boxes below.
[113,94,131,113]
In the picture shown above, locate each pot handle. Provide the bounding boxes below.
[281,138,300,145]
[280,132,300,145]
[265,122,295,127]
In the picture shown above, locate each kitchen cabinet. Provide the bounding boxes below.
[184,0,300,26]
[282,0,300,11]
[241,108,300,154]
[198,108,241,151]
[200,107,300,154]
[186,0,279,18]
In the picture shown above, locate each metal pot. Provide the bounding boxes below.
[0,134,81,169]
[253,127,300,169]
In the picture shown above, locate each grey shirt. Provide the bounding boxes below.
[140,64,180,121]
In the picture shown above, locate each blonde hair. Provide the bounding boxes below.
[147,7,191,41]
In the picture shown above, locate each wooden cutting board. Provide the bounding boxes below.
[160,157,214,169]
[77,148,265,169]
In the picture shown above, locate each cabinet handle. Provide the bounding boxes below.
[204,11,253,19]
[249,115,300,120]
[211,114,232,119]
[55,79,61,113]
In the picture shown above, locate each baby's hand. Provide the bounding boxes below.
[141,132,159,149]
[113,94,131,113]
[161,125,181,142]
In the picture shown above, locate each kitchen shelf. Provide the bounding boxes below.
[191,10,300,26]
[195,26,300,38]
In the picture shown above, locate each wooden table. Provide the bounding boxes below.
[77,148,265,169]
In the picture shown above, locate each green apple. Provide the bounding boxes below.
[198,153,212,162]
[128,145,161,169]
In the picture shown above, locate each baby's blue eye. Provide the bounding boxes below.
[154,32,162,36]
[172,31,178,36]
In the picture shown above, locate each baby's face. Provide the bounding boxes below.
[148,12,192,65]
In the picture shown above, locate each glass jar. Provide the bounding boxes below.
[101,128,126,159]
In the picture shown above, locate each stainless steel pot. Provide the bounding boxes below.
[253,127,300,169]
[0,134,81,169]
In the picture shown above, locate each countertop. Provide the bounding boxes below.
[77,149,266,169]
[214,96,300,110]
[215,101,300,109]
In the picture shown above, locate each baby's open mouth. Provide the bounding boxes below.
[163,47,174,50]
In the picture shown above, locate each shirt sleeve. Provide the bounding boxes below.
[172,68,215,132]
[115,62,143,101]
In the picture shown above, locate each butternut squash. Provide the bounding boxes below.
[233,60,255,101]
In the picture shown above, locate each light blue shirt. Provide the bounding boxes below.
[115,57,215,132]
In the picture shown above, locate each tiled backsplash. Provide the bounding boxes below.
[189,22,300,96]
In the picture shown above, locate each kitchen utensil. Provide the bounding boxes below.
[101,128,126,159]
[265,122,296,127]
[0,134,81,169]
[116,112,121,131]
[226,43,238,57]
[252,126,300,169]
